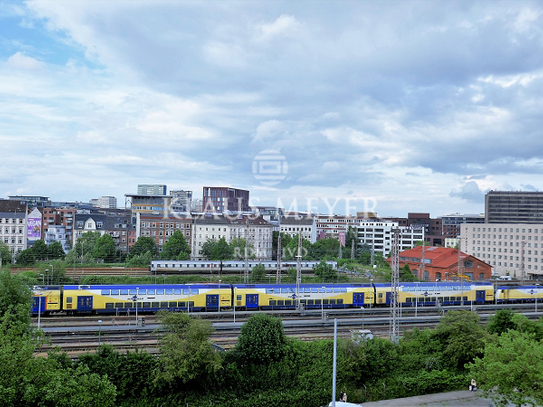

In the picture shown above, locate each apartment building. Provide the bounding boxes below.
[356,221,424,257]
[136,213,193,253]
[202,186,250,213]
[485,191,543,224]
[279,217,317,243]
[461,223,543,280]
[315,215,359,244]
[0,200,28,255]
[73,212,133,253]
[440,213,485,238]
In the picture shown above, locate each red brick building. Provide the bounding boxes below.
[389,246,492,282]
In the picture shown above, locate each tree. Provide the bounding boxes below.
[16,248,35,266]
[359,243,372,265]
[314,260,338,282]
[273,232,292,260]
[32,240,49,261]
[0,270,32,323]
[230,238,255,260]
[201,238,218,260]
[155,311,221,385]
[400,264,417,281]
[431,310,489,371]
[130,236,157,258]
[48,241,66,260]
[74,231,102,260]
[283,234,313,260]
[251,263,266,283]
[0,242,11,266]
[468,330,543,406]
[210,237,233,261]
[487,308,517,336]
[312,238,340,260]
[236,313,286,365]
[93,234,117,263]
[160,230,191,260]
[343,226,359,259]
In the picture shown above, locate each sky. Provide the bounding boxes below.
[2,1,543,217]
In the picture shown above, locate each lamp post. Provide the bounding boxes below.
[132,288,139,325]
[36,293,42,330]
[40,274,44,284]
[49,264,54,284]
[44,269,49,286]
[98,320,102,345]
[233,287,236,323]
[322,286,325,320]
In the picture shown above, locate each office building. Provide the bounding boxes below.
[170,190,192,212]
[356,221,424,258]
[485,191,543,223]
[137,184,167,195]
[441,213,485,238]
[202,186,250,213]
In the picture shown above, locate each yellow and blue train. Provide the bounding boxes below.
[31,281,541,315]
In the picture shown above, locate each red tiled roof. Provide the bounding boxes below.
[396,246,473,269]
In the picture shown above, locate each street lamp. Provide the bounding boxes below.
[218,280,222,314]
[233,287,236,323]
[44,269,49,286]
[36,293,42,330]
[49,264,54,285]
[40,274,44,284]
[98,320,102,345]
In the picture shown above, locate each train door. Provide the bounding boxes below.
[33,296,46,314]
[353,292,365,307]
[475,290,486,303]
[246,294,259,310]
[206,294,219,311]
[77,296,93,312]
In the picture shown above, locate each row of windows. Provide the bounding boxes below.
[101,288,199,296]
[265,287,347,294]
[140,222,190,228]
[3,238,23,244]
[471,227,541,233]
[490,261,539,270]
[105,301,194,309]
[0,218,22,224]
[1,228,23,234]
[477,241,538,248]
[474,234,538,241]
[405,296,468,302]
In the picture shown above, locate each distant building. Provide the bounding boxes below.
[316,215,359,245]
[382,213,443,246]
[8,195,50,209]
[170,190,192,212]
[392,246,491,282]
[135,213,193,254]
[356,221,424,258]
[41,207,76,245]
[280,217,317,243]
[0,200,28,255]
[44,225,70,254]
[485,190,543,223]
[202,186,250,213]
[125,194,172,217]
[440,213,485,238]
[73,212,133,254]
[461,222,543,280]
[137,184,167,195]
[191,199,203,212]
[90,196,117,209]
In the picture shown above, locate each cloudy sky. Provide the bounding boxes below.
[2,0,543,217]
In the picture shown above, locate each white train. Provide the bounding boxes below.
[149,260,338,273]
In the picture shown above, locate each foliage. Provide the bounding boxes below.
[343,226,359,259]
[127,250,154,267]
[74,231,102,259]
[312,238,340,259]
[48,240,66,260]
[0,270,32,323]
[469,330,543,406]
[210,237,233,261]
[130,236,158,258]
[487,308,517,336]
[283,234,314,260]
[510,313,543,341]
[250,263,266,282]
[273,232,293,260]
[236,313,286,365]
[160,230,191,260]
[15,240,54,265]
[155,311,221,386]
[37,260,70,285]
[93,234,117,263]
[200,238,217,260]
[230,238,255,260]
[400,263,417,281]
[0,241,11,265]
[314,260,338,282]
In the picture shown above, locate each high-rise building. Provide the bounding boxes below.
[202,187,250,213]
[170,190,192,212]
[137,184,167,195]
[485,191,543,223]
[440,213,485,238]
[8,195,50,208]
[90,196,117,209]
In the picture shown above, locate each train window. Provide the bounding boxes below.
[333,288,340,293]
[300,299,306,304]
[152,302,159,308]
[115,303,123,308]
[285,300,292,306]
[323,299,329,305]
[269,300,276,306]
[160,302,168,308]
[101,290,110,295]
[266,289,273,294]
[326,288,333,293]
[425,297,431,302]
[66,297,72,303]
[337,299,343,304]
[444,297,450,302]
[143,302,150,308]
[129,289,137,295]
[281,288,288,293]
[183,289,190,295]
[178,301,186,307]
[120,289,128,295]
[136,302,142,308]
[340,288,347,293]
[105,303,114,309]
[330,299,336,305]
[311,288,318,293]
[174,289,181,295]
[168,302,177,308]
[277,300,284,306]
[431,297,436,302]
[463,296,468,301]
[188,301,194,307]
[191,289,199,294]
[315,299,321,305]
[304,288,311,293]
[307,299,314,305]
[378,293,383,298]
[147,289,155,295]
[157,289,164,295]
[319,288,325,293]
[124,302,132,308]
[111,289,119,295]
[166,289,173,295]
[406,298,412,303]
[139,289,147,295]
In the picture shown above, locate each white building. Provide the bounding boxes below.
[0,200,28,257]
[356,221,424,257]
[44,224,70,253]
[461,223,543,279]
[279,217,317,243]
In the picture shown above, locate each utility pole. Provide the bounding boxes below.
[276,233,282,283]
[244,222,249,283]
[296,233,302,310]
[389,228,400,344]
[421,243,425,280]
[351,238,355,260]
[458,238,464,305]
[521,241,525,284]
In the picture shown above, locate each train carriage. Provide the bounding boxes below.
[32,286,62,315]
[496,285,543,303]
[150,260,338,274]
[61,284,231,314]
[232,283,374,310]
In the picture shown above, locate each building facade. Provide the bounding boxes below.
[440,213,485,238]
[356,221,424,257]
[137,184,167,195]
[170,190,192,212]
[136,213,193,254]
[461,222,543,280]
[382,213,443,246]
[202,186,250,213]
[44,224,70,254]
[485,191,543,223]
[73,212,133,254]
[315,215,359,245]
[279,217,317,243]
[90,196,118,209]
[0,200,28,256]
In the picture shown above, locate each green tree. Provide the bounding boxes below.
[312,238,340,260]
[230,237,255,260]
[487,308,517,336]
[130,236,157,258]
[74,231,102,260]
[273,232,293,260]
[93,234,117,263]
[160,230,191,260]
[283,234,313,260]
[0,242,11,266]
[236,313,286,365]
[343,226,359,259]
[0,270,32,322]
[359,243,372,265]
[48,241,66,260]
[201,238,218,260]
[511,313,543,340]
[155,311,221,385]
[210,237,233,261]
[469,330,543,406]
[38,260,69,285]
[314,260,338,282]
[32,239,49,261]
[251,263,266,283]
[400,264,417,281]
[16,248,35,266]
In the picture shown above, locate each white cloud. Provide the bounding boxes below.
[6,52,44,70]
[253,14,301,42]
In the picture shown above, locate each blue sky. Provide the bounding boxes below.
[2,0,543,217]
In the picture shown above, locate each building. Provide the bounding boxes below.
[0,200,28,256]
[26,208,43,245]
[461,223,543,280]
[485,191,543,223]
[192,214,230,259]
[356,221,424,257]
[202,186,250,213]
[393,246,491,282]
[280,217,317,243]
[125,194,172,217]
[73,212,133,254]
[316,215,359,245]
[8,195,50,208]
[44,224,70,253]
[136,213,193,254]
[382,213,443,246]
[90,196,117,209]
[170,190,192,212]
[440,213,485,238]
[41,207,76,245]
[137,184,167,195]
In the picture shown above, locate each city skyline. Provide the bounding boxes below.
[2,1,543,216]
